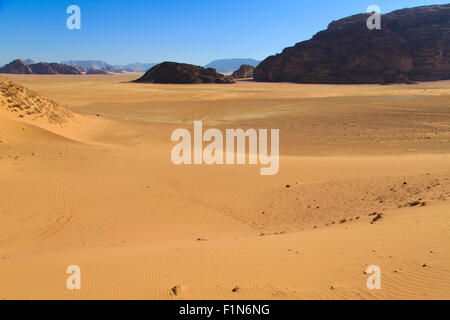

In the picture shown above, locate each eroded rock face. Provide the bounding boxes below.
[134,62,236,84]
[232,65,255,79]
[30,63,58,75]
[0,60,33,74]
[0,60,82,75]
[48,63,82,75]
[254,5,450,84]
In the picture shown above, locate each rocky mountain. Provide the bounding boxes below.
[30,62,82,75]
[29,63,58,74]
[62,60,157,73]
[48,63,82,75]
[232,65,255,79]
[0,59,33,74]
[204,59,261,73]
[62,60,123,73]
[0,60,82,75]
[254,5,450,84]
[134,62,235,84]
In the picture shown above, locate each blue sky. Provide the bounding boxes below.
[0,0,447,66]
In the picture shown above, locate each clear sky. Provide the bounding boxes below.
[0,0,447,66]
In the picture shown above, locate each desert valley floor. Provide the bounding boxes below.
[0,74,449,299]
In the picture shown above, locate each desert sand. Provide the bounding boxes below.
[0,74,449,299]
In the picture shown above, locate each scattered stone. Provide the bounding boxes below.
[370,214,383,224]
[408,201,421,207]
[171,285,183,296]
[232,286,240,293]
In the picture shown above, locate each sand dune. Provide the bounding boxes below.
[0,74,449,299]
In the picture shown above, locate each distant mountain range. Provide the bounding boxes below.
[204,59,261,73]
[62,59,262,73]
[62,60,157,73]
[0,60,82,75]
[1,58,262,75]
[121,63,158,72]
[62,60,112,71]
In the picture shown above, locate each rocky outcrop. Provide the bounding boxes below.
[0,60,33,74]
[254,5,450,84]
[134,62,236,84]
[30,63,83,75]
[0,75,72,124]
[232,65,255,79]
[0,60,82,75]
[49,63,82,75]
[30,63,58,74]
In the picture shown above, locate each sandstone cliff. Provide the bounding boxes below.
[254,5,450,84]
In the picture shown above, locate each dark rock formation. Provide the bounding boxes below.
[29,63,58,74]
[254,5,450,84]
[134,62,236,84]
[0,61,81,75]
[49,63,82,75]
[0,59,33,74]
[232,65,255,79]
